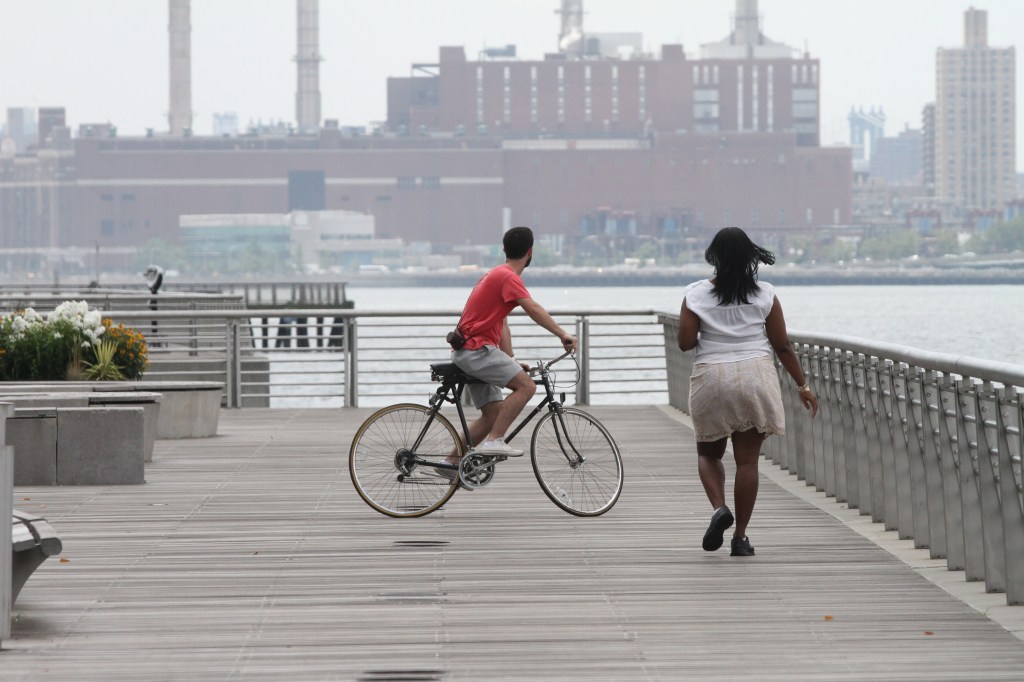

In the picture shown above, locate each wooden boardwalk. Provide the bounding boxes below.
[4,405,1024,680]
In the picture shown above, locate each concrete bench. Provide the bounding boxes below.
[0,392,161,463]
[7,406,145,485]
[10,510,62,604]
[0,381,221,438]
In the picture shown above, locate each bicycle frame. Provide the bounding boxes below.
[407,352,583,472]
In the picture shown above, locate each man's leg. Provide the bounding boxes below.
[446,400,500,463]
[484,371,536,442]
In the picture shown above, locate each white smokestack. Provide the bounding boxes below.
[733,0,760,46]
[558,0,584,56]
[296,0,322,134]
[168,0,192,135]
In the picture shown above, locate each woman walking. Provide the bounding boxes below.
[678,227,817,556]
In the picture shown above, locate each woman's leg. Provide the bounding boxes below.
[696,438,728,509]
[731,428,767,537]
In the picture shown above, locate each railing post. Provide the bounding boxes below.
[975,380,1007,594]
[996,385,1024,604]
[232,319,243,408]
[576,316,590,405]
[345,318,359,408]
[1,403,15,645]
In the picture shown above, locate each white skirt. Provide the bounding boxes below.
[688,355,785,442]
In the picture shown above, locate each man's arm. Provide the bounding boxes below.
[499,318,513,356]
[518,297,578,352]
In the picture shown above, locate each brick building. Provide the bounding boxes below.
[0,0,850,272]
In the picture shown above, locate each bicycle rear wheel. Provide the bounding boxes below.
[349,403,463,517]
[530,407,623,516]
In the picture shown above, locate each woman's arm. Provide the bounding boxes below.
[677,298,700,351]
[765,296,818,417]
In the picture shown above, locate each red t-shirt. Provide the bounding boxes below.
[459,264,530,350]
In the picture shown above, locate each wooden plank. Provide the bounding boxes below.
[3,406,1023,679]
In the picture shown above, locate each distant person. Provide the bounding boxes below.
[677,227,818,556]
[448,226,577,462]
[144,265,164,343]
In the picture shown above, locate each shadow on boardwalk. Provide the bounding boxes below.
[5,406,1024,680]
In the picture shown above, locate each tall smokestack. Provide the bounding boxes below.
[558,0,584,56]
[168,0,192,135]
[733,0,760,45]
[295,0,322,134]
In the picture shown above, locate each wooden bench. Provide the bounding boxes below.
[10,510,62,604]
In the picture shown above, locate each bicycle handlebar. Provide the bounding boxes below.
[529,349,574,376]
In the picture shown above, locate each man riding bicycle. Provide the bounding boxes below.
[449,226,578,458]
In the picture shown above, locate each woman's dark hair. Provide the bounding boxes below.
[704,226,776,305]
[503,226,534,259]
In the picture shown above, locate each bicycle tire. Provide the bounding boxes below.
[530,407,623,516]
[349,403,463,518]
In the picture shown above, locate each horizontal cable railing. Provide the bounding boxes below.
[660,313,1024,607]
[104,308,668,408]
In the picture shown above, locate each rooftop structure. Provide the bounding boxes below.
[168,0,193,135]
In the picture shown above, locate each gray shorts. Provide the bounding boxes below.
[452,345,524,408]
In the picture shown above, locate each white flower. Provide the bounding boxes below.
[53,332,62,339]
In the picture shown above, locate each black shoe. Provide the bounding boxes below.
[730,535,755,557]
[702,506,734,552]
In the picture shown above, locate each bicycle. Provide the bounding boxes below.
[349,350,623,518]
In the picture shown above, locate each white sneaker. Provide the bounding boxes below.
[474,438,524,457]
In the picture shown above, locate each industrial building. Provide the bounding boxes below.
[0,0,851,275]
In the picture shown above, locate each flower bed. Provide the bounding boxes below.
[0,301,149,381]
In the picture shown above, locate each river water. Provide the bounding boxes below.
[347,283,1024,367]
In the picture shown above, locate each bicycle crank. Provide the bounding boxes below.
[458,453,503,490]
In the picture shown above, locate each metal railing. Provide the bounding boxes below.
[0,291,245,312]
[107,308,668,408]
[660,313,1024,606]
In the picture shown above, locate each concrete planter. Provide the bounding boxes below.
[0,381,222,439]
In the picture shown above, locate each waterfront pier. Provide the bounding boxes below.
[4,405,1024,679]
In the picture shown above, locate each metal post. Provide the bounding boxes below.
[345,318,358,407]
[576,316,590,405]
[1,403,15,645]
[995,385,1024,604]
[232,320,243,408]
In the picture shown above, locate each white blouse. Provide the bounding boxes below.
[683,279,775,365]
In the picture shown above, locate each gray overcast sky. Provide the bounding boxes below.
[1,0,1021,168]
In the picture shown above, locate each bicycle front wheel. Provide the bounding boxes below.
[531,407,623,516]
[349,403,463,518]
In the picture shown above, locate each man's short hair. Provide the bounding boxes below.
[503,226,534,259]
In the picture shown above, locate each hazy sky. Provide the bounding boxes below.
[1,0,1021,167]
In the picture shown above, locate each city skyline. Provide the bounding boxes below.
[1,0,1021,169]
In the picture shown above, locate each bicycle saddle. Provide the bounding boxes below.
[430,362,482,383]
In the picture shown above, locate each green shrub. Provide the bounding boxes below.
[0,301,149,381]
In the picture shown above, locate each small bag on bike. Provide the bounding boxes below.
[446,327,467,350]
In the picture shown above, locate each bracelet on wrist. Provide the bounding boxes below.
[797,383,812,393]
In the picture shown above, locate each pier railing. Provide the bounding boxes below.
[660,313,1024,606]
[106,308,668,408]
